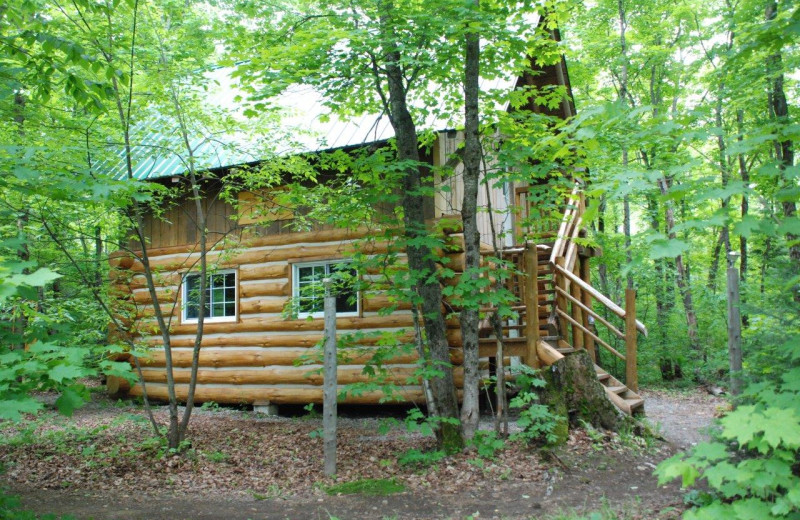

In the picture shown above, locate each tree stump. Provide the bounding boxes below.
[539,350,634,434]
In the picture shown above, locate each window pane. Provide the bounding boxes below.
[212,287,224,305]
[185,275,199,319]
[212,302,224,316]
[294,262,357,316]
[185,271,236,320]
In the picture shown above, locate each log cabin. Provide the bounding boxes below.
[106,27,647,416]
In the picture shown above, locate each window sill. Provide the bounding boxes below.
[182,316,238,325]
[295,312,359,320]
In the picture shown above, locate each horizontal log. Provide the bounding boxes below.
[239,298,289,314]
[478,339,526,358]
[145,329,421,348]
[362,294,414,313]
[141,313,454,336]
[132,287,179,304]
[138,365,465,386]
[127,242,394,274]
[127,226,379,258]
[137,305,178,320]
[106,375,131,396]
[239,263,289,281]
[109,253,136,270]
[240,281,290,298]
[138,346,466,368]
[440,252,466,272]
[129,382,428,405]
[129,272,181,290]
[537,340,565,366]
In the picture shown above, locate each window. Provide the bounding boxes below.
[292,261,358,318]
[183,270,237,323]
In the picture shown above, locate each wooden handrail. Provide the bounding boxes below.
[556,309,626,361]
[555,286,624,339]
[553,263,648,336]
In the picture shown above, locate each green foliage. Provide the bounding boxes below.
[469,430,505,459]
[322,478,406,496]
[0,257,112,420]
[656,338,800,519]
[397,448,448,468]
[508,365,561,446]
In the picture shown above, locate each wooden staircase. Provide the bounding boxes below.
[478,184,647,416]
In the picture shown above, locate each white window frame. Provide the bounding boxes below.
[292,260,359,319]
[182,269,238,324]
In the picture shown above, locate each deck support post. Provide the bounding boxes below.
[323,279,337,477]
[624,289,638,392]
[579,256,596,362]
[524,243,541,368]
[570,261,584,350]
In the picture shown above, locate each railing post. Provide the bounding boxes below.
[625,288,638,392]
[524,243,540,368]
[554,257,569,341]
[579,256,596,362]
[570,261,584,350]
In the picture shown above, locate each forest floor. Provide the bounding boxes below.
[0,386,725,520]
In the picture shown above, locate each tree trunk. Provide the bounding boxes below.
[458,0,481,440]
[707,228,730,293]
[736,109,749,327]
[617,0,634,291]
[765,1,799,302]
[658,177,700,353]
[378,0,463,453]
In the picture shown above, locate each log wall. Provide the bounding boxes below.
[112,225,472,406]
[112,132,511,406]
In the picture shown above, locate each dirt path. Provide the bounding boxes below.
[4,389,723,520]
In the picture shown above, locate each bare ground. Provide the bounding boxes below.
[0,388,724,520]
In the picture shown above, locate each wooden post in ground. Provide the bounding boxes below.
[570,261,584,350]
[579,256,596,362]
[624,288,638,392]
[555,257,569,342]
[524,244,541,368]
[727,252,743,395]
[323,279,337,476]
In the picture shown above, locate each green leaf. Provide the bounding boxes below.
[760,408,800,449]
[55,388,85,417]
[10,268,61,287]
[649,239,690,260]
[0,398,43,421]
[48,363,85,384]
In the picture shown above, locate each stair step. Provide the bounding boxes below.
[541,335,561,342]
[556,347,575,354]
[626,398,645,412]
[606,385,627,395]
[596,372,610,382]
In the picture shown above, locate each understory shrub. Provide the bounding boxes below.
[656,338,800,519]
